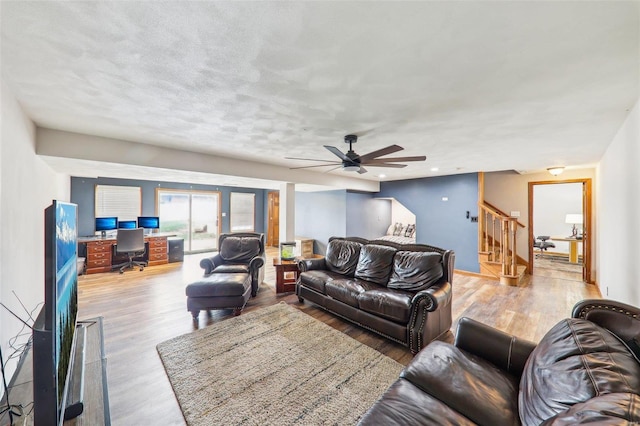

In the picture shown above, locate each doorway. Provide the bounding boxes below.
[528,179,592,283]
[267,191,279,247]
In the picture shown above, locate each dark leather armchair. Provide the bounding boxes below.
[199,233,266,296]
[360,299,640,425]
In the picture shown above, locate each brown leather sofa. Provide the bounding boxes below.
[296,236,455,354]
[359,299,640,425]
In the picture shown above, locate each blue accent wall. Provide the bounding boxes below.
[71,177,266,238]
[295,190,347,254]
[378,173,479,272]
[346,191,391,239]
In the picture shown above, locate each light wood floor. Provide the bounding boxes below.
[76,248,600,425]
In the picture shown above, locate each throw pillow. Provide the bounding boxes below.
[519,318,640,425]
[392,222,403,236]
[325,239,363,277]
[386,223,395,236]
[354,244,397,285]
[404,224,416,238]
[387,251,443,291]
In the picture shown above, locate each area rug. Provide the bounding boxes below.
[157,302,404,425]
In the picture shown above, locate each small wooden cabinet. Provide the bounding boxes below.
[146,236,169,266]
[296,237,314,258]
[85,240,115,274]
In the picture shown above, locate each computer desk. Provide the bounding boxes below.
[550,236,583,263]
[78,232,176,274]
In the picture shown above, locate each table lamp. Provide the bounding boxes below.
[565,213,583,238]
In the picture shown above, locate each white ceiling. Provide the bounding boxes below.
[2,1,638,188]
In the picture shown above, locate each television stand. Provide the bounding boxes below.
[0,317,110,425]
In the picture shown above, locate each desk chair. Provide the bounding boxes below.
[533,235,555,258]
[112,228,148,274]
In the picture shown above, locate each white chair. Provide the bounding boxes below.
[112,228,147,274]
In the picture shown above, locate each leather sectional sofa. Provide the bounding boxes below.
[359,299,640,425]
[296,236,455,354]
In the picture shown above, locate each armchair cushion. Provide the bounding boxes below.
[355,244,397,285]
[519,318,640,425]
[212,264,249,274]
[388,251,443,291]
[219,236,261,263]
[325,239,362,276]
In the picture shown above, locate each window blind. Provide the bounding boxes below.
[230,192,255,232]
[95,185,141,221]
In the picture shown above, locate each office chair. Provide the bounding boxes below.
[533,235,556,258]
[112,228,148,274]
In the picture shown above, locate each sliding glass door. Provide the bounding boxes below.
[157,189,221,253]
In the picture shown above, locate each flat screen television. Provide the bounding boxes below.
[33,200,80,426]
[117,220,137,229]
[137,216,160,230]
[95,216,117,237]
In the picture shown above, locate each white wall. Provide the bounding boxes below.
[391,199,416,230]
[597,99,640,306]
[0,80,69,390]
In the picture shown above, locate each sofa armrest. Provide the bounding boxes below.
[411,281,452,311]
[298,257,326,272]
[454,317,536,377]
[200,253,223,275]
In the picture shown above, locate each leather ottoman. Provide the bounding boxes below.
[185,272,251,319]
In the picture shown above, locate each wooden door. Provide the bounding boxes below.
[267,192,280,247]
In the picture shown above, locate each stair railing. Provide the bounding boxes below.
[479,202,524,278]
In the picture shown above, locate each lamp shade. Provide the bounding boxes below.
[565,213,583,224]
[343,164,360,172]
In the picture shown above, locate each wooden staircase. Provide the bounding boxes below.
[478,201,528,285]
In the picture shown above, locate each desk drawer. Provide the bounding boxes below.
[147,237,167,246]
[87,258,111,268]
[87,241,112,254]
[88,252,111,262]
[149,246,167,255]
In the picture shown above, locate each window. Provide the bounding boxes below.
[230,193,255,232]
[95,185,141,220]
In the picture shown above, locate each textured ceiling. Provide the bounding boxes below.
[2,1,638,186]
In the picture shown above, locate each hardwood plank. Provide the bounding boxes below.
[74,247,600,425]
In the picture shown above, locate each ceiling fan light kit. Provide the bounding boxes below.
[286,134,426,174]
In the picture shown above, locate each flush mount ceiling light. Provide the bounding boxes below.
[547,167,565,176]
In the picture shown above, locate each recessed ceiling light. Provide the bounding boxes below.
[430,167,439,172]
[378,174,386,178]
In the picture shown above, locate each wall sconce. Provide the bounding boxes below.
[547,167,565,176]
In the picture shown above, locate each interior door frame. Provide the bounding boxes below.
[527,178,592,283]
[267,191,279,247]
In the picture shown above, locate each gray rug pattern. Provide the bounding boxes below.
[157,303,404,425]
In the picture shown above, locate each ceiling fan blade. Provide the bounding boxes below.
[324,145,351,162]
[357,166,368,174]
[324,165,343,173]
[289,162,341,170]
[363,163,407,168]
[285,156,337,162]
[363,155,427,164]
[358,145,404,162]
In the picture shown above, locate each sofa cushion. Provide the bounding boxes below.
[540,393,640,425]
[212,264,250,274]
[402,341,520,426]
[388,251,443,291]
[298,270,344,295]
[325,278,380,308]
[358,288,413,324]
[325,239,362,276]
[219,237,261,263]
[358,379,477,426]
[519,318,640,426]
[355,244,397,285]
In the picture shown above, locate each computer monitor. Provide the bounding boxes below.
[118,220,137,229]
[95,217,118,238]
[137,216,160,231]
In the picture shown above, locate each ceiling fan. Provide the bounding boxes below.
[286,134,426,174]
